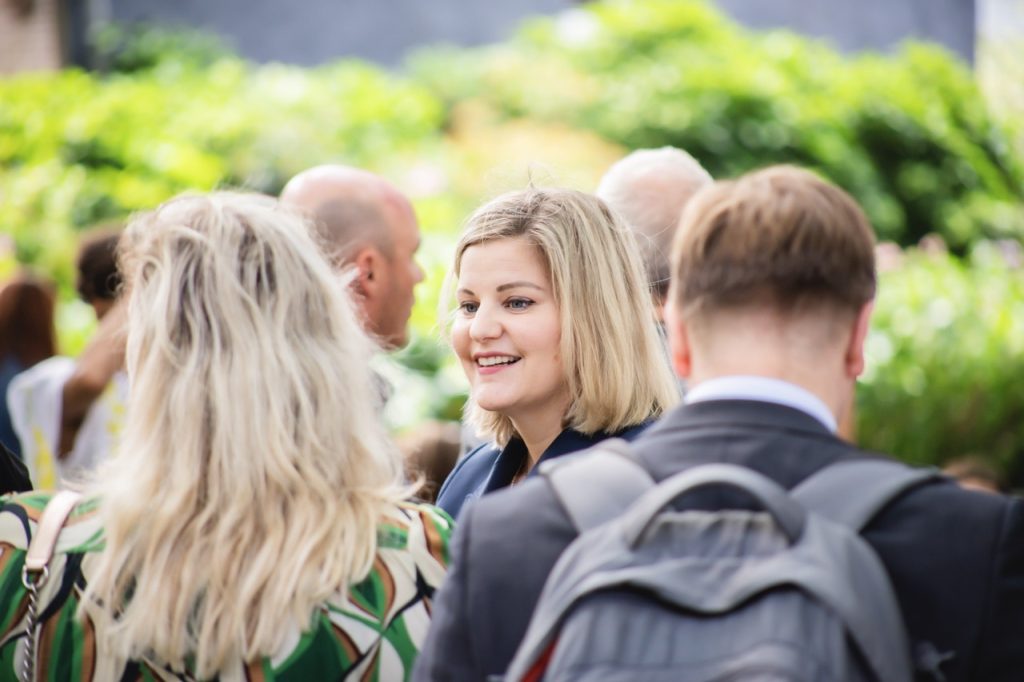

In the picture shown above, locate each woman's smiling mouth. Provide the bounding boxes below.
[474,354,523,374]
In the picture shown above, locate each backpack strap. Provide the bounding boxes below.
[540,438,655,533]
[792,459,942,531]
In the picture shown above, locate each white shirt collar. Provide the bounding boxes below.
[684,375,838,433]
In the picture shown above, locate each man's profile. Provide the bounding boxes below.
[281,165,424,349]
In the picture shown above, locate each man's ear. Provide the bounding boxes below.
[844,300,874,379]
[664,302,693,378]
[351,246,382,297]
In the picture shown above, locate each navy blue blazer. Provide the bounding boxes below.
[435,423,650,519]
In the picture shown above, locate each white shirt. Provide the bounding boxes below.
[6,356,129,488]
[684,375,838,433]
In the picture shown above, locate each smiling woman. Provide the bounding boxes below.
[435,187,680,519]
[453,239,567,446]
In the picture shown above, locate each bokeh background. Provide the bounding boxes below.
[2,0,1022,483]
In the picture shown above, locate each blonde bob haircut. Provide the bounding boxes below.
[444,187,679,446]
[81,192,408,677]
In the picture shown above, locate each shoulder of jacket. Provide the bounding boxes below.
[434,442,501,513]
[448,443,501,485]
[618,421,654,441]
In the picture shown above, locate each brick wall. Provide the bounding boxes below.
[0,0,64,74]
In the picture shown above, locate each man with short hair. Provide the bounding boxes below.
[281,165,424,349]
[414,166,1024,682]
[596,146,712,309]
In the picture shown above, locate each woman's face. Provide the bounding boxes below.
[452,237,569,425]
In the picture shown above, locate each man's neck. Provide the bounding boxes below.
[691,352,852,413]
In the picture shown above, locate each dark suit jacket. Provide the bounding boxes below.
[413,400,1024,682]
[435,423,650,520]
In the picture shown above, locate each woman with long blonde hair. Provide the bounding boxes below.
[0,192,452,680]
[435,187,679,518]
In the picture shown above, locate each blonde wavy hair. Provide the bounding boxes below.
[444,187,679,446]
[80,192,408,676]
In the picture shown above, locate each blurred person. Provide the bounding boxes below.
[595,148,863,440]
[414,167,1024,682]
[280,164,425,349]
[0,192,452,678]
[0,272,58,458]
[944,456,1006,494]
[595,146,712,313]
[7,230,129,487]
[398,420,462,504]
[434,187,679,519]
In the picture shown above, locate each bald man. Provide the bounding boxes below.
[281,165,424,349]
[596,147,712,312]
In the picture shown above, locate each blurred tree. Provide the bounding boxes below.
[411,0,1024,250]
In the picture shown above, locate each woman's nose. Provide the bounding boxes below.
[469,304,501,341]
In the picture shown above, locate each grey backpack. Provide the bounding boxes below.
[501,441,940,682]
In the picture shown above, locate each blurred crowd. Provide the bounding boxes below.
[0,149,1019,680]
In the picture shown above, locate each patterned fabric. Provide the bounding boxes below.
[0,492,452,681]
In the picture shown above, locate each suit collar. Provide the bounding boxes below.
[647,399,837,440]
[632,400,850,489]
[484,423,650,494]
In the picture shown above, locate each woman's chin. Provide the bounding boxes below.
[473,395,514,415]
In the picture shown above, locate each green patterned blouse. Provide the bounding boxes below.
[0,492,453,681]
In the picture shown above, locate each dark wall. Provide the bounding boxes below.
[108,0,575,66]
[101,0,976,66]
[716,0,975,63]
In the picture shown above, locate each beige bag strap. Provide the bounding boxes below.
[20,490,82,682]
[24,490,83,572]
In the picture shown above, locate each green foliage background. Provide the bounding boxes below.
[1,0,1022,481]
[413,0,1024,250]
[864,243,1024,481]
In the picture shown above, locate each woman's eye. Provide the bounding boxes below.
[458,301,479,315]
[506,298,533,311]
